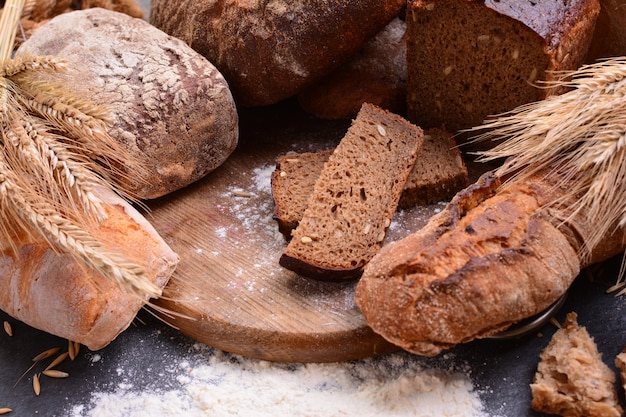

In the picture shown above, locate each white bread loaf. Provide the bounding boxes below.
[0,187,179,350]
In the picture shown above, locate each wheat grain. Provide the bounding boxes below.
[42,369,68,378]
[3,320,11,336]
[32,347,60,362]
[45,351,69,371]
[32,373,40,396]
[0,407,12,414]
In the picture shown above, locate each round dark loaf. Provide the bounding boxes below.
[355,171,582,356]
[150,0,406,107]
[18,8,239,199]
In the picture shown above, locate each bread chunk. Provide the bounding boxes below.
[406,0,600,134]
[616,347,626,399]
[279,103,423,281]
[271,128,467,238]
[531,312,622,417]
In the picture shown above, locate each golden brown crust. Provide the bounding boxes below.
[355,171,580,356]
[0,188,179,350]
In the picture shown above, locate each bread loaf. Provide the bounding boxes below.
[18,8,239,199]
[406,0,600,134]
[0,188,179,350]
[150,0,406,107]
[531,312,622,417]
[355,170,583,356]
[271,128,467,239]
[279,103,423,281]
[297,17,407,120]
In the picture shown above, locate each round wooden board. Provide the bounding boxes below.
[147,104,464,363]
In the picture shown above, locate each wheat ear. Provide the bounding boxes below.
[0,0,159,299]
[473,58,626,262]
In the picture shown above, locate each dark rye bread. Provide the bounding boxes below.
[406,0,600,134]
[279,103,424,281]
[271,128,468,238]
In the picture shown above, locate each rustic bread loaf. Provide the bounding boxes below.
[0,187,179,350]
[531,312,622,417]
[355,171,582,356]
[279,103,423,281]
[297,17,407,120]
[18,8,238,199]
[271,127,467,238]
[150,0,406,107]
[406,0,600,134]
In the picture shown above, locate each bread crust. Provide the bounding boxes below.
[355,171,581,356]
[0,188,179,350]
[150,0,406,107]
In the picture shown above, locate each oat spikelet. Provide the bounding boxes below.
[474,58,626,261]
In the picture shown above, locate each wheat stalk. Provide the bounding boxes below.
[473,58,626,265]
[0,0,160,298]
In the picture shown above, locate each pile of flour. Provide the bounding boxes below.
[70,344,488,417]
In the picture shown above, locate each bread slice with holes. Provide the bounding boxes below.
[530,312,622,417]
[271,127,467,239]
[279,103,423,281]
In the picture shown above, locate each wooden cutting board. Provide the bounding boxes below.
[146,106,471,363]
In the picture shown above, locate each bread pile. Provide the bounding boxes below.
[0,5,239,349]
[2,0,625,390]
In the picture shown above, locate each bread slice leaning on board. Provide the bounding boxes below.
[0,188,179,350]
[355,169,626,357]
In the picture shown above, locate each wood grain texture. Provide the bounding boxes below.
[147,105,468,363]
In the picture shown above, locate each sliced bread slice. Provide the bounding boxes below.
[271,128,468,238]
[279,103,423,281]
[530,312,622,417]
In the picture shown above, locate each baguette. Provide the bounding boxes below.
[355,170,625,356]
[0,187,179,350]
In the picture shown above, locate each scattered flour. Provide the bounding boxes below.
[70,345,487,417]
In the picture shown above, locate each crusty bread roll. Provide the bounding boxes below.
[0,188,179,350]
[18,8,239,199]
[150,0,406,107]
[355,171,585,356]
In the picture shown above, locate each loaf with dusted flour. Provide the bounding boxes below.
[271,128,467,238]
[279,103,423,281]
